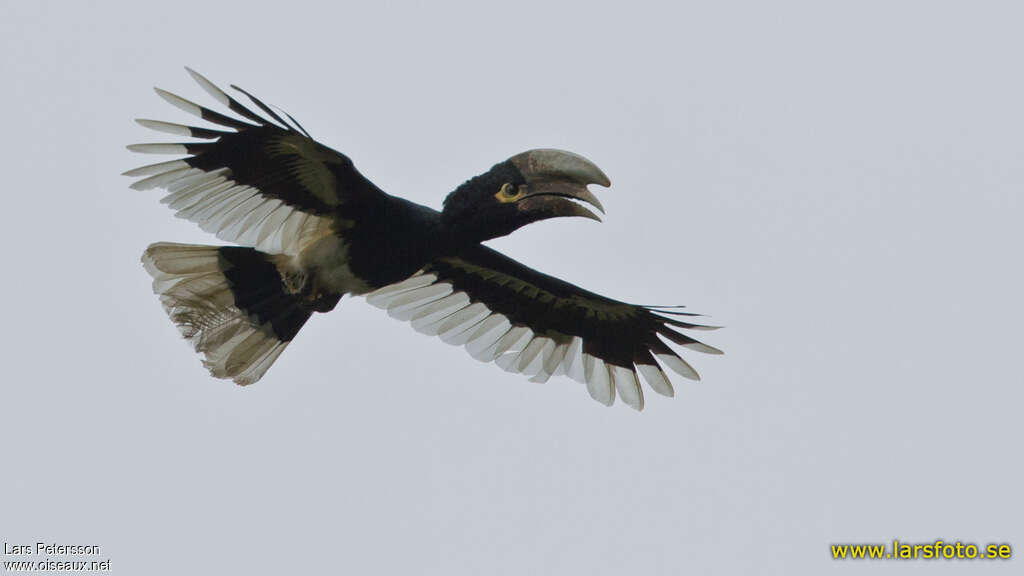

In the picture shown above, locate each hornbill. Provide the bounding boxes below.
[127,68,721,410]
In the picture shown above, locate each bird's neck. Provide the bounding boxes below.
[439,213,520,248]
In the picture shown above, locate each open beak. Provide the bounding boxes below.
[509,149,610,222]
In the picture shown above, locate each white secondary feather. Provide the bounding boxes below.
[465,317,513,361]
[583,356,614,406]
[364,274,437,306]
[544,342,570,376]
[517,337,549,372]
[611,364,643,411]
[412,299,471,333]
[130,167,200,191]
[491,326,533,359]
[410,292,471,324]
[563,337,585,383]
[164,174,231,210]
[436,303,490,342]
[526,339,558,383]
[386,283,453,317]
[176,181,236,221]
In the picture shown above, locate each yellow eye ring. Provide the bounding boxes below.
[495,182,523,203]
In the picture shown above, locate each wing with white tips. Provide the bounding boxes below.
[366,245,722,410]
[125,68,386,256]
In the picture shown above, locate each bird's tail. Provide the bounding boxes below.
[141,242,337,385]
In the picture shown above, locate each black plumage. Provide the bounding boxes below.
[129,68,721,410]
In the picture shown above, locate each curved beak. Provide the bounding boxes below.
[509,149,610,221]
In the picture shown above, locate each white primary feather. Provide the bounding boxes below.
[656,353,700,381]
[681,341,725,354]
[123,159,189,177]
[153,87,207,120]
[637,363,674,397]
[128,143,189,155]
[135,119,198,137]
[185,67,232,107]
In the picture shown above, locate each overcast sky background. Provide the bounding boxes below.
[2,1,1021,574]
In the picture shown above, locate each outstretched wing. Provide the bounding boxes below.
[124,68,384,255]
[365,245,721,410]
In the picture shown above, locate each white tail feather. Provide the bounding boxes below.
[142,242,289,385]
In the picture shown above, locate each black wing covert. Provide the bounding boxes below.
[124,67,384,255]
[366,244,721,410]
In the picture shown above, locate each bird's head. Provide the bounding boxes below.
[441,149,610,243]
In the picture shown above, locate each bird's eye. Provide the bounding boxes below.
[496,183,522,203]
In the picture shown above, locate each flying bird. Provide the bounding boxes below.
[127,68,721,410]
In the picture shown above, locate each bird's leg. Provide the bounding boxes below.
[281,268,308,295]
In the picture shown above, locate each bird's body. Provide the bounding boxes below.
[129,69,721,410]
[295,196,441,296]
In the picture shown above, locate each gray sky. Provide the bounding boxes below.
[2,1,1021,574]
